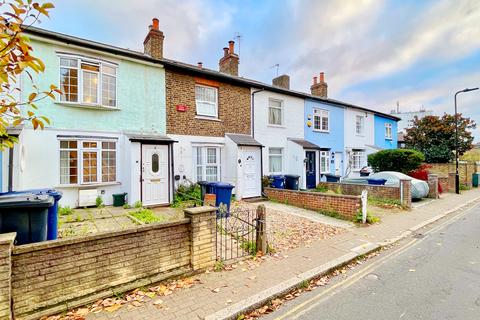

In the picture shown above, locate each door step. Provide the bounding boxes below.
[242,197,267,203]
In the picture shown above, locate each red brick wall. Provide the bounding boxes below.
[438,176,449,193]
[264,188,361,220]
[165,70,251,137]
[317,182,400,200]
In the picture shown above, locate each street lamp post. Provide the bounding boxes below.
[454,87,479,194]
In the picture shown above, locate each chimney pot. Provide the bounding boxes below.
[197,62,203,68]
[319,72,325,83]
[219,41,239,76]
[152,18,159,30]
[223,47,229,57]
[313,76,318,85]
[228,40,235,54]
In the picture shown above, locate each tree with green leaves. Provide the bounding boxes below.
[404,114,476,163]
[1,0,58,150]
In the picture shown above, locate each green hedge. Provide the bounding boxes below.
[367,149,424,174]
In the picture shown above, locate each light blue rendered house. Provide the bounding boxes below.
[374,115,398,150]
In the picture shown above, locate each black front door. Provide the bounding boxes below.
[305,151,316,189]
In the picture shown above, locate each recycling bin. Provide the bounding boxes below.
[209,182,235,214]
[112,193,127,207]
[0,193,53,245]
[0,188,62,241]
[285,174,300,190]
[324,174,341,183]
[367,178,387,185]
[472,173,480,188]
[270,175,285,189]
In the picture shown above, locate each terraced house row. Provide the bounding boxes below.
[0,19,399,207]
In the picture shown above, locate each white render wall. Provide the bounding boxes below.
[252,89,305,180]
[344,107,375,177]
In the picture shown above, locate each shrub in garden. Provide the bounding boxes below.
[408,164,443,194]
[367,149,424,174]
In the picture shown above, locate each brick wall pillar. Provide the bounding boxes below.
[448,173,456,193]
[400,179,412,208]
[427,174,439,199]
[0,233,15,320]
[184,206,216,271]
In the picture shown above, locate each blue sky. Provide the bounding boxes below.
[39,0,480,136]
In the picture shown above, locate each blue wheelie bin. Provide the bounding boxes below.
[270,175,285,189]
[285,175,300,190]
[209,182,235,216]
[0,189,63,240]
[367,178,387,185]
[0,193,53,245]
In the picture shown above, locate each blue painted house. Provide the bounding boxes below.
[374,115,398,149]
[304,98,345,187]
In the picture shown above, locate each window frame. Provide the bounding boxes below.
[195,84,218,118]
[385,123,392,140]
[58,54,118,108]
[355,115,365,135]
[313,108,330,132]
[320,150,330,173]
[268,147,283,174]
[193,146,221,182]
[59,138,118,186]
[268,98,284,126]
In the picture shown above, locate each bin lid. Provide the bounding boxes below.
[0,188,63,200]
[197,181,209,186]
[285,174,300,178]
[0,193,54,208]
[213,182,235,189]
[271,175,285,179]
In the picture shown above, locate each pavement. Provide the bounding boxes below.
[263,197,480,320]
[83,189,480,320]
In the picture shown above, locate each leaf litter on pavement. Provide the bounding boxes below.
[41,277,202,320]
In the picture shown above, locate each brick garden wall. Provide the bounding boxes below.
[428,162,478,187]
[264,188,361,220]
[1,207,217,320]
[317,182,400,201]
[438,176,449,193]
[165,70,251,137]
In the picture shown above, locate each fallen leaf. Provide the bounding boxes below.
[153,299,164,305]
[212,288,220,293]
[409,269,416,272]
[104,305,122,312]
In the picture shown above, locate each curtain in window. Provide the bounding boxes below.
[269,148,282,173]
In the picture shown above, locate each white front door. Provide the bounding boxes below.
[335,152,343,176]
[142,145,169,206]
[241,147,261,198]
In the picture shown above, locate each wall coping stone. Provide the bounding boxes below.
[184,206,217,215]
[13,218,190,254]
[0,232,16,245]
[319,181,398,189]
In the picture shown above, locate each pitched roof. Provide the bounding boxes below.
[226,134,263,147]
[25,26,400,121]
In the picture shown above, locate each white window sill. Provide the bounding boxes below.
[313,129,330,133]
[385,138,393,140]
[55,182,121,188]
[356,134,365,137]
[195,115,222,122]
[55,101,120,111]
[267,124,286,128]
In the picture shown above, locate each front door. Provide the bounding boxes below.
[142,145,169,206]
[241,147,261,198]
[335,152,343,176]
[305,151,316,189]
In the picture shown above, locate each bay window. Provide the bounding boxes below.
[352,150,365,171]
[60,55,117,107]
[194,146,221,182]
[59,139,117,185]
[269,148,283,173]
[195,85,218,117]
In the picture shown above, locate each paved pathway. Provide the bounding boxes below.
[85,190,480,320]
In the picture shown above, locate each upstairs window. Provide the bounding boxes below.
[268,99,283,125]
[59,56,117,107]
[195,85,218,117]
[355,115,365,135]
[313,109,329,132]
[385,123,392,139]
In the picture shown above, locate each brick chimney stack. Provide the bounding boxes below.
[310,72,328,98]
[219,40,239,76]
[272,74,290,90]
[144,18,164,59]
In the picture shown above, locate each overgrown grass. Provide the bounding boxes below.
[58,205,74,216]
[460,183,472,191]
[317,209,343,220]
[312,185,342,195]
[172,184,202,208]
[129,208,164,224]
[368,196,404,209]
[241,240,257,255]
[355,210,381,224]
